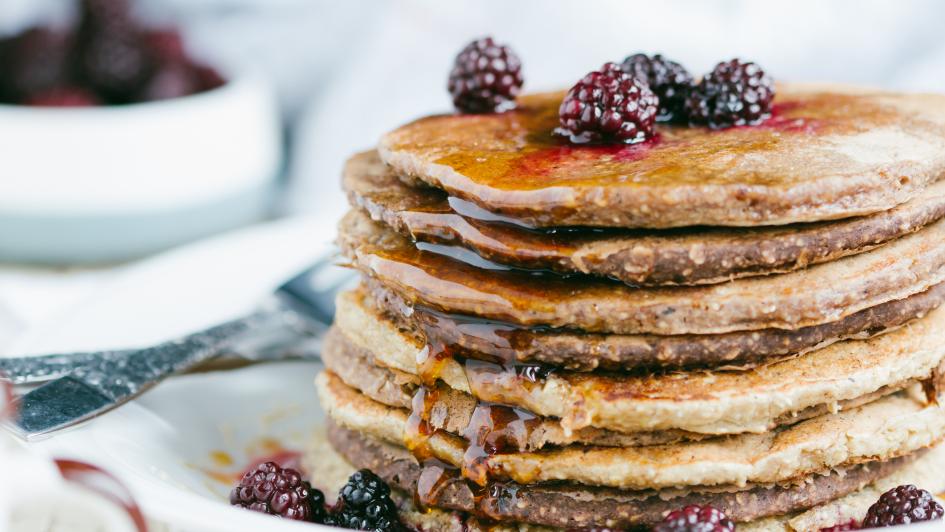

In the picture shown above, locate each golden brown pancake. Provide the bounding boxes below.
[333,289,945,435]
[379,86,945,228]
[324,421,920,530]
[306,424,945,531]
[339,210,945,335]
[346,150,945,286]
[317,371,945,491]
[321,326,914,450]
[366,281,945,371]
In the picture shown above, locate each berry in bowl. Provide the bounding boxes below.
[0,0,280,263]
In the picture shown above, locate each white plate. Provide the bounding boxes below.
[32,361,331,532]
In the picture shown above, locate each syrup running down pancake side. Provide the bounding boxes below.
[380,85,945,228]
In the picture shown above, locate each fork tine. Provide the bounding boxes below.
[7,376,114,440]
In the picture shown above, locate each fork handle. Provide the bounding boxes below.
[67,299,305,401]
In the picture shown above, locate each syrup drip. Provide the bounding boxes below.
[411,303,553,368]
[460,402,539,486]
[415,458,458,510]
[404,385,442,462]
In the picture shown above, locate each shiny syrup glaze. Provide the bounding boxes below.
[407,331,554,509]
[367,233,630,325]
[388,91,895,193]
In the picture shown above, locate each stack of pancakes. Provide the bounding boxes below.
[310,85,945,531]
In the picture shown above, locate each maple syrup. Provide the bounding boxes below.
[460,402,539,486]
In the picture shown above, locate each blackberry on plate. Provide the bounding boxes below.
[555,62,658,145]
[229,461,327,523]
[332,469,405,531]
[686,58,774,129]
[621,53,693,122]
[448,36,523,114]
[862,484,944,527]
[653,504,735,532]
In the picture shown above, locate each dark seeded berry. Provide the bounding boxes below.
[621,53,693,123]
[78,30,154,102]
[555,62,658,145]
[819,519,860,531]
[863,484,944,527]
[3,28,74,99]
[653,504,735,532]
[76,0,153,102]
[686,58,774,129]
[448,37,523,114]
[333,469,405,531]
[229,461,327,523]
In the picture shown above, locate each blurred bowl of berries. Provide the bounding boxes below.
[0,0,281,264]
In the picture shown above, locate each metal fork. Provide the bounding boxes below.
[1,255,356,440]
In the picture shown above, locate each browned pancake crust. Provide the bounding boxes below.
[379,87,945,228]
[327,422,917,529]
[367,281,945,371]
[346,150,945,286]
[340,210,945,334]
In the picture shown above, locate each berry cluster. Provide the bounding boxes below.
[0,0,224,107]
[444,38,775,139]
[554,55,774,143]
[231,463,404,531]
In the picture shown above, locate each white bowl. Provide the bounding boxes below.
[0,69,281,264]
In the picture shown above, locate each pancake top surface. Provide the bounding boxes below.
[379,85,945,228]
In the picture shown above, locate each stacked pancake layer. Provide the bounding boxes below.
[315,85,945,530]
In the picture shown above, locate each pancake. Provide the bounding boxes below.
[339,210,945,335]
[366,282,945,371]
[317,371,945,491]
[306,427,945,531]
[335,286,945,435]
[322,326,713,448]
[324,421,924,530]
[379,86,945,228]
[346,150,945,286]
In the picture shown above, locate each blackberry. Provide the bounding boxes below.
[78,0,135,33]
[78,30,154,102]
[686,59,774,129]
[819,520,860,531]
[863,484,944,527]
[333,469,405,531]
[76,0,153,102]
[448,37,523,113]
[621,53,693,123]
[555,62,658,145]
[653,504,735,532]
[229,461,327,523]
[3,28,74,100]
